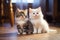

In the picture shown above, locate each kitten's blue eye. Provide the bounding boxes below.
[33,13,35,14]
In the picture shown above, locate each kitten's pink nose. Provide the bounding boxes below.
[35,15,37,16]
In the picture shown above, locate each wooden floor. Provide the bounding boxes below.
[0,23,60,40]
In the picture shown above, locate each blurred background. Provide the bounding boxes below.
[0,0,60,26]
[0,0,60,40]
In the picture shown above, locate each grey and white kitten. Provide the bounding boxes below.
[15,8,28,34]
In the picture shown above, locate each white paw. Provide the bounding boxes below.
[38,29,41,33]
[17,32,20,34]
[33,28,37,34]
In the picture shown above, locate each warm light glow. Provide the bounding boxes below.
[12,0,34,3]
[11,0,17,3]
[23,0,34,3]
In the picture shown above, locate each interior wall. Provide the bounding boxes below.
[44,0,54,23]
[55,0,60,22]
[58,0,60,12]
[40,0,46,14]
[49,0,53,12]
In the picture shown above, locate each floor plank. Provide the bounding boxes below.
[0,23,60,40]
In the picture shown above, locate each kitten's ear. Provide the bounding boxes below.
[29,8,32,13]
[38,7,43,18]
[17,8,20,12]
[15,8,20,15]
[38,7,41,10]
[25,9,27,12]
[37,7,42,12]
[24,9,28,15]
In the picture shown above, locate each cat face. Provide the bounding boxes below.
[29,7,43,19]
[15,8,27,20]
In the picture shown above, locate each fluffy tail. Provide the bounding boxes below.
[49,29,57,33]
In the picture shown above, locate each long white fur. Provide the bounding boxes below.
[29,7,56,33]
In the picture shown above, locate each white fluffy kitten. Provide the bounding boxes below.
[29,7,56,33]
